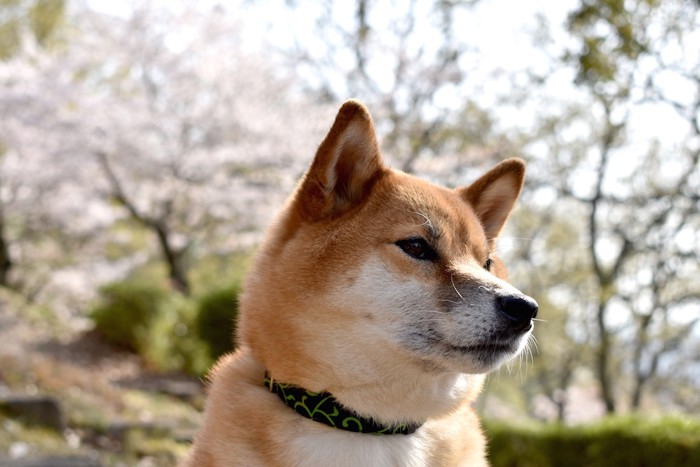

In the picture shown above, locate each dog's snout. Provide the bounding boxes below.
[498,295,538,327]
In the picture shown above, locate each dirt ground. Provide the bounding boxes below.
[0,293,204,466]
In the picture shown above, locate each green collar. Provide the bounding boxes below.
[264,373,420,435]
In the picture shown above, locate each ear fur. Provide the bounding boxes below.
[296,100,385,221]
[460,158,526,241]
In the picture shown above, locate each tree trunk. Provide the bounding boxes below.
[97,152,190,295]
[630,376,645,410]
[630,315,651,411]
[0,209,12,288]
[556,354,575,422]
[588,103,621,415]
[556,399,566,423]
[153,222,189,295]
[596,298,616,413]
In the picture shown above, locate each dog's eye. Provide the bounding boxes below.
[483,257,494,271]
[396,238,438,262]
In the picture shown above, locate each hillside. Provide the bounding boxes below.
[0,292,201,466]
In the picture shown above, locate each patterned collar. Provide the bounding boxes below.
[264,373,421,435]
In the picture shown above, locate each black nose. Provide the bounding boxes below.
[498,295,538,327]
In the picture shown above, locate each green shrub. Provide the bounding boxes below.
[194,285,240,361]
[139,293,210,376]
[90,281,169,351]
[90,279,241,377]
[188,252,252,295]
[485,416,700,467]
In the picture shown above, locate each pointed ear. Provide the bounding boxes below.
[460,158,526,241]
[296,100,385,221]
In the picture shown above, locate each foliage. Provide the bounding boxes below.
[566,0,656,84]
[89,281,168,351]
[188,251,252,296]
[195,285,240,362]
[0,0,65,59]
[89,272,241,376]
[486,416,700,467]
[89,280,201,373]
[137,292,210,376]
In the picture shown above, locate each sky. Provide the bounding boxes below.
[85,0,576,84]
[83,0,696,166]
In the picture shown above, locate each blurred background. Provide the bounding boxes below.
[0,0,699,465]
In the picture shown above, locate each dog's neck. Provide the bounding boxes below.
[265,360,480,429]
[329,370,479,425]
[264,373,421,435]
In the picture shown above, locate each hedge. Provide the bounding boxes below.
[485,416,700,467]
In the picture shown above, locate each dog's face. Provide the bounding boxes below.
[332,172,537,375]
[239,100,537,386]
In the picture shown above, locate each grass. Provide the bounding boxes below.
[0,417,74,457]
[0,389,196,466]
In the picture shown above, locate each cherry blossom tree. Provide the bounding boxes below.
[0,3,330,301]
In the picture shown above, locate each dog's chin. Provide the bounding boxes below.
[451,341,525,374]
[415,332,532,374]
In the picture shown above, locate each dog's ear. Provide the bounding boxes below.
[296,100,385,221]
[460,158,525,241]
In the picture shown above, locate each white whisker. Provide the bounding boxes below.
[529,334,540,355]
[450,274,465,301]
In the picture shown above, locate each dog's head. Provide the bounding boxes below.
[239,100,537,389]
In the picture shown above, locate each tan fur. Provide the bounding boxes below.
[183,100,535,466]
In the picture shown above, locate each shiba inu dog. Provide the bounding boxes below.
[184,100,538,466]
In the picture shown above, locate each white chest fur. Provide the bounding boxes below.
[289,428,433,467]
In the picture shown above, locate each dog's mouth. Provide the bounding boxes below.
[447,337,529,372]
[410,330,530,373]
[439,336,524,362]
[443,341,519,355]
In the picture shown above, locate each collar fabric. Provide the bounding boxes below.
[264,373,420,435]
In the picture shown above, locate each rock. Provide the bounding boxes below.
[172,427,197,444]
[0,395,64,432]
[0,455,102,467]
[113,374,203,402]
[156,379,202,401]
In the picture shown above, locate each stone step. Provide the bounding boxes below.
[0,396,64,432]
[0,456,102,467]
